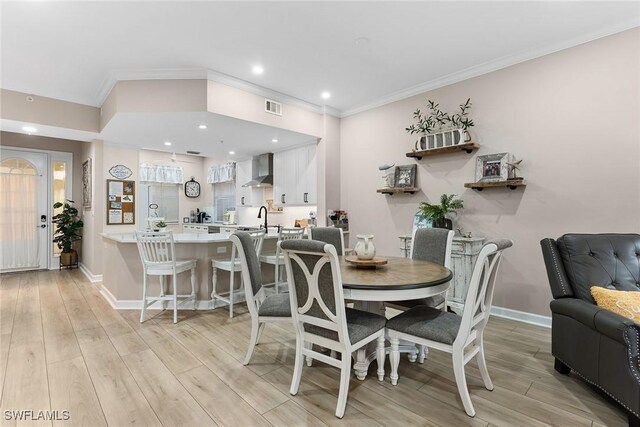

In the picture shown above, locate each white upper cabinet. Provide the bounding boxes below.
[273,144,317,206]
[235,159,264,207]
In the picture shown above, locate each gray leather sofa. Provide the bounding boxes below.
[541,234,640,427]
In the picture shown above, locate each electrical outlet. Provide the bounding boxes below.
[217,247,227,254]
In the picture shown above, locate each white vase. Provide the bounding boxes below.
[354,234,376,260]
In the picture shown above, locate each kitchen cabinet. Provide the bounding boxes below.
[273,144,317,206]
[235,159,263,207]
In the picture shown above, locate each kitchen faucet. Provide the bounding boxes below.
[257,205,268,230]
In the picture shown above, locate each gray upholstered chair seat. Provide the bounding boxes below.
[305,307,386,344]
[390,294,445,310]
[257,293,291,317]
[386,305,461,345]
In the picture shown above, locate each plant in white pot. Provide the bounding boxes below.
[52,200,83,268]
[417,194,464,230]
[406,98,474,150]
[156,220,168,232]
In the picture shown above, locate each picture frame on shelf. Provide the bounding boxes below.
[475,153,513,182]
[394,164,417,188]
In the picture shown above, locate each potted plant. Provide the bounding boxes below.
[417,194,464,230]
[406,98,475,149]
[52,200,84,267]
[156,220,168,232]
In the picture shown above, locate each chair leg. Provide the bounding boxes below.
[452,352,475,417]
[140,273,148,323]
[256,322,266,344]
[274,258,280,294]
[418,345,428,364]
[191,266,197,310]
[172,273,178,324]
[229,266,235,318]
[290,335,304,395]
[554,358,571,375]
[211,266,217,307]
[160,276,167,310]
[304,341,313,367]
[389,336,400,385]
[476,336,493,390]
[244,319,260,365]
[376,334,385,381]
[336,355,352,418]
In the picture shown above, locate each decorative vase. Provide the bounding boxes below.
[432,218,453,230]
[354,234,376,260]
[414,135,427,151]
[381,170,394,188]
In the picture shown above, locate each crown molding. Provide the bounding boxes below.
[340,19,640,118]
[96,67,342,118]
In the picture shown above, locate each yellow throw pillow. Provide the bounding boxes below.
[591,286,640,322]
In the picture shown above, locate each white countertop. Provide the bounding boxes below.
[101,231,282,244]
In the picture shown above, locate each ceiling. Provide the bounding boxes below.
[2,1,638,114]
[101,112,318,160]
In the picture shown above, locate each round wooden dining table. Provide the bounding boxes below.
[338,255,453,380]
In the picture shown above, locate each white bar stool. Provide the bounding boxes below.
[211,229,265,317]
[260,227,304,293]
[135,231,197,324]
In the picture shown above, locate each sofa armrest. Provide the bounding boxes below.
[540,238,574,298]
[550,298,599,329]
[594,308,640,345]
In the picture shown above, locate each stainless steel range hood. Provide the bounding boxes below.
[242,153,273,187]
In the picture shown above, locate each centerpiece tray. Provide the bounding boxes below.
[344,256,388,269]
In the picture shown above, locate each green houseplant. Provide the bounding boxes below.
[417,194,464,230]
[156,220,167,231]
[52,200,84,267]
[406,98,475,149]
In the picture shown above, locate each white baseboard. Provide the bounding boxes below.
[79,263,103,283]
[491,305,551,328]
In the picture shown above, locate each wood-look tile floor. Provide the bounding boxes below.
[0,270,627,426]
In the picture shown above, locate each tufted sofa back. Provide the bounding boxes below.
[548,234,640,303]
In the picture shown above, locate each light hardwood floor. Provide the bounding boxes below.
[0,270,627,426]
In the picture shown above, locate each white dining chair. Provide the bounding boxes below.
[280,239,386,418]
[211,229,266,318]
[386,227,454,363]
[260,227,305,293]
[387,239,513,417]
[309,226,345,255]
[230,232,292,365]
[135,231,197,324]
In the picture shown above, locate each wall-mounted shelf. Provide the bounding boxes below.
[377,187,418,195]
[406,142,480,160]
[464,179,527,191]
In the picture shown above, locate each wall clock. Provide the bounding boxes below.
[185,177,201,198]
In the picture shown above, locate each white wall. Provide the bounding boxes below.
[340,28,640,316]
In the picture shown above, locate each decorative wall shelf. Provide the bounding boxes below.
[406,142,480,160]
[377,187,418,195]
[464,178,527,191]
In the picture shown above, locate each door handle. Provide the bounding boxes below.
[281,194,285,204]
[241,196,245,205]
[304,192,308,203]
[38,224,47,228]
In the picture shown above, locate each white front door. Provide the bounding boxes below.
[0,149,49,271]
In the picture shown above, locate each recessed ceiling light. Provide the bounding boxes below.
[321,91,331,100]
[271,138,278,143]
[252,65,264,75]
[164,141,172,146]
[22,125,37,133]
[198,124,207,130]
[228,151,235,155]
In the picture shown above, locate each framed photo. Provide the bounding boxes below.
[82,159,92,209]
[394,164,417,188]
[475,153,513,182]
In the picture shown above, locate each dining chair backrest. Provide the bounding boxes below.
[455,239,513,347]
[135,231,176,269]
[230,231,267,314]
[310,227,345,256]
[280,239,350,346]
[410,228,455,269]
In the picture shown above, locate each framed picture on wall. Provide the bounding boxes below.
[394,164,417,188]
[475,153,513,182]
[82,159,92,209]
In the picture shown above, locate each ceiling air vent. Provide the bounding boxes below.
[186,151,201,155]
[265,99,282,116]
